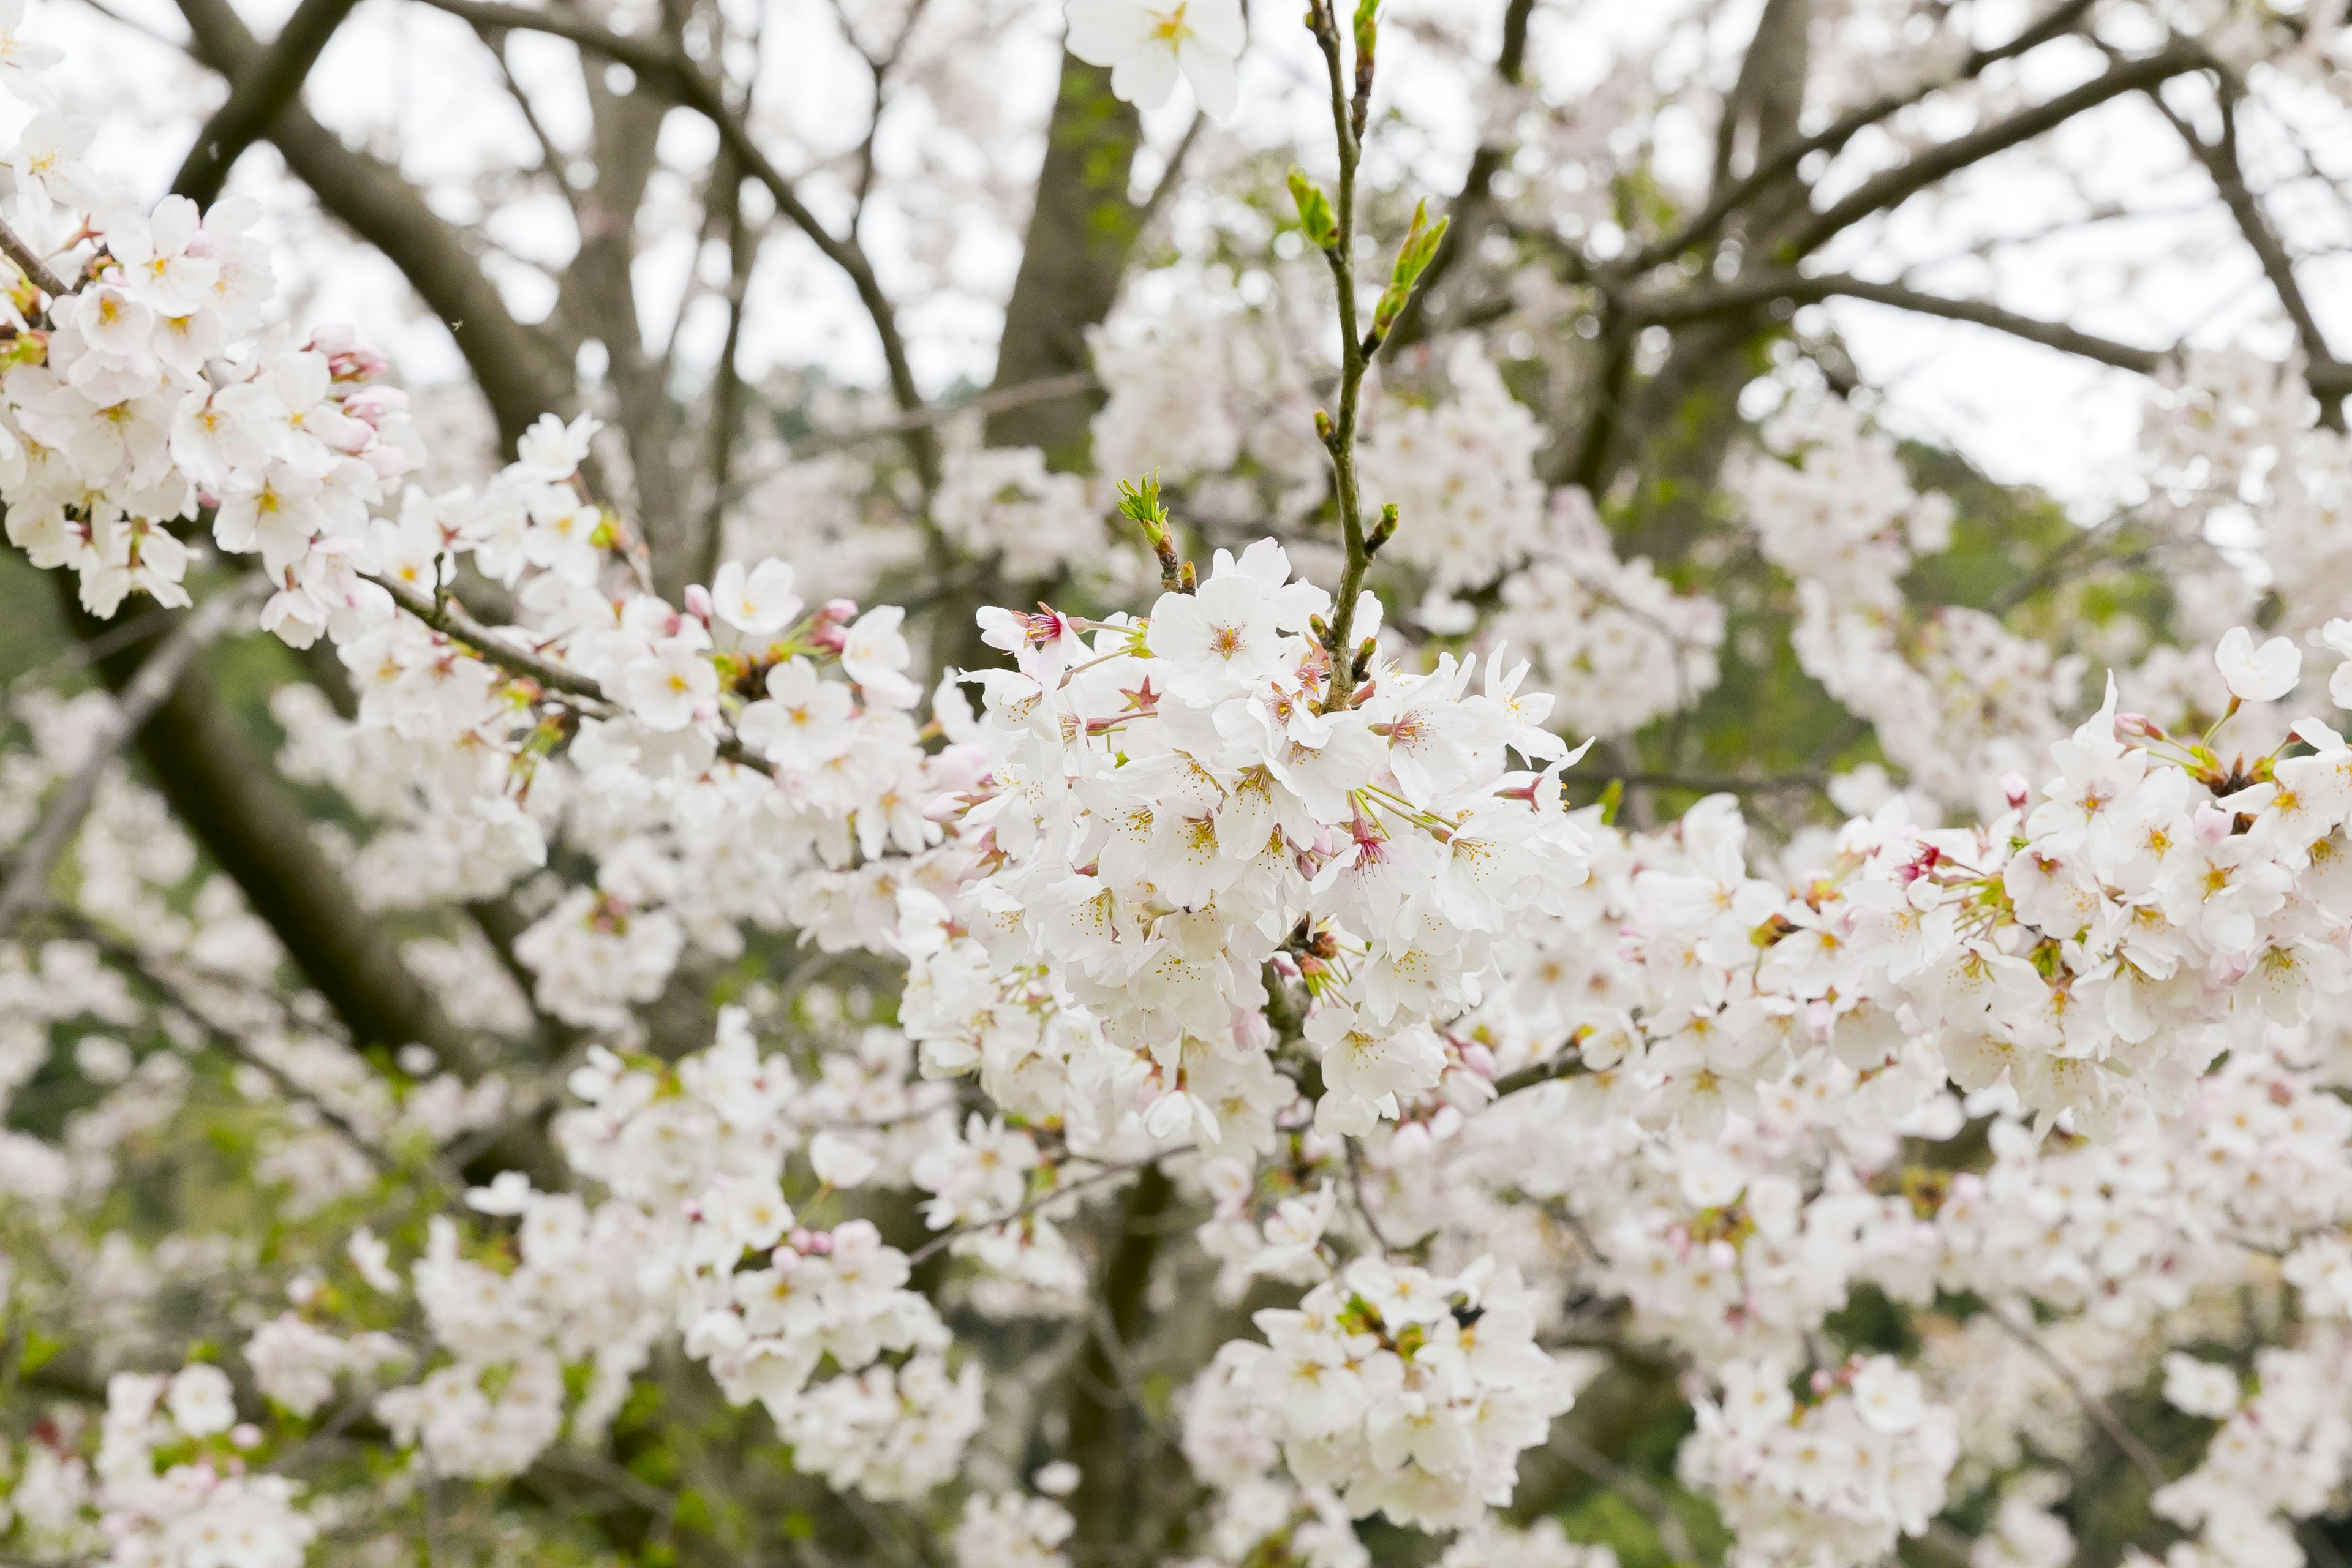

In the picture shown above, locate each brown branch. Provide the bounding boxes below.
[1623,0,2101,276]
[1493,1052,1586,1098]
[0,209,69,298]
[367,572,766,771]
[1981,1302,2169,1487]
[409,0,937,484]
[1786,42,2206,258]
[695,154,758,592]
[905,1149,1188,1267]
[716,370,1099,510]
[173,0,572,453]
[984,50,1145,462]
[2161,80,2346,429]
[1061,1161,1177,1554]
[1629,270,2169,376]
[51,574,484,1074]
[38,906,417,1180]
[172,0,361,206]
[1386,0,1536,350]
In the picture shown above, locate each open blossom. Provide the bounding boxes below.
[1065,0,1246,119]
[711,556,804,635]
[2216,625,2301,702]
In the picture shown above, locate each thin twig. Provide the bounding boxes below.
[34,905,425,1182]
[907,1148,1192,1267]
[716,371,1101,509]
[367,571,764,771]
[1981,1301,2168,1487]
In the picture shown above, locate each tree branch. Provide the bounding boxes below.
[367,572,766,771]
[984,51,1145,463]
[409,0,937,484]
[1622,0,2100,276]
[0,209,70,298]
[1787,42,2205,259]
[171,0,361,206]
[1387,0,1536,350]
[1629,270,2169,377]
[173,0,572,453]
[53,575,484,1074]
[2160,78,2346,429]
[39,905,417,1180]
[1981,1302,2169,1488]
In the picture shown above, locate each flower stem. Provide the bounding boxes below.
[1308,0,1371,712]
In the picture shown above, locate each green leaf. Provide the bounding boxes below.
[1287,168,1340,250]
[1115,473,1169,541]
[1371,198,1450,339]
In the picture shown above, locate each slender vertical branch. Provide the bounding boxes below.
[1306,0,1371,712]
[1300,1,1439,711]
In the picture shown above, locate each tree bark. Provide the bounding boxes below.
[984,53,1143,467]
[56,578,482,1073]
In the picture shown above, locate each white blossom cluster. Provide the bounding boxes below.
[2141,1340,2352,1568]
[556,1008,983,1499]
[1485,486,1726,739]
[28,2,2352,1565]
[1359,340,1550,592]
[1680,1357,1958,1568]
[914,538,1591,1148]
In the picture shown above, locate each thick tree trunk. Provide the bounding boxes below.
[984,53,1143,467]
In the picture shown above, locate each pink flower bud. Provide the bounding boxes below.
[684,583,714,623]
[821,598,859,623]
[2000,772,2030,810]
[2193,803,2234,845]
[786,1227,814,1253]
[1461,1041,1496,1076]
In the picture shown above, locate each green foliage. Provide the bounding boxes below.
[1287,168,1340,251]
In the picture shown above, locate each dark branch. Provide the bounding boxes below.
[410,0,938,482]
[1786,42,2206,259]
[53,574,484,1073]
[171,0,361,207]
[1623,0,2100,275]
[2161,78,2346,429]
[1629,270,2169,377]
[174,0,572,453]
